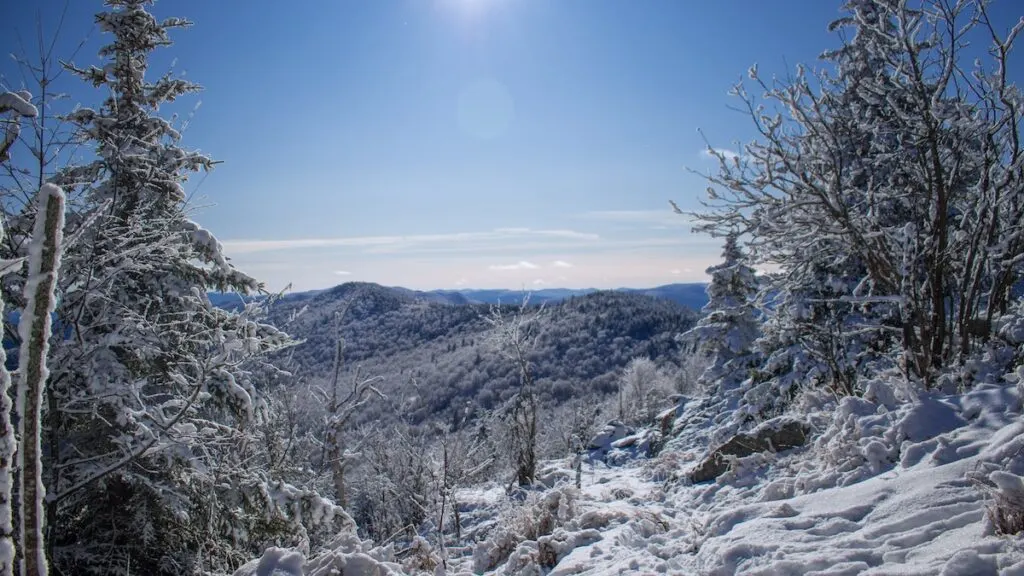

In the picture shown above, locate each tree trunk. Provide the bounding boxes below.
[18,184,66,576]
[0,229,16,576]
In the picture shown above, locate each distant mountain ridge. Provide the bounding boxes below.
[209,282,709,312]
[259,281,700,427]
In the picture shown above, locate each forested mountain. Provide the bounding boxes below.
[266,282,698,426]
[209,282,710,313]
[445,284,711,309]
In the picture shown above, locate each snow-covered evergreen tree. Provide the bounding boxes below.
[34,2,314,573]
[679,233,759,394]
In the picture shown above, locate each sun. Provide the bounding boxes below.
[442,0,496,23]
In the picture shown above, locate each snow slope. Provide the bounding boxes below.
[238,381,1024,575]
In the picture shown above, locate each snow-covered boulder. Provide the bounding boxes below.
[606,428,663,464]
[897,396,965,442]
[233,532,401,576]
[537,528,602,569]
[587,421,633,457]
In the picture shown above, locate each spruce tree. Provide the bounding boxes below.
[41,2,322,573]
[680,233,759,394]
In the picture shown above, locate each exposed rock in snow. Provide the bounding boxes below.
[690,417,810,483]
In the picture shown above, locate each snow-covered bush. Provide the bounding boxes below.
[472,486,579,574]
[973,470,1024,536]
[618,357,674,426]
[349,423,435,542]
[233,530,403,576]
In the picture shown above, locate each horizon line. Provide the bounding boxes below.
[222,279,710,295]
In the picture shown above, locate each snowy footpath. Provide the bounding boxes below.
[238,382,1024,575]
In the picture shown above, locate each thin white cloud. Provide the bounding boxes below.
[532,279,546,286]
[489,261,539,271]
[222,228,599,256]
[671,269,682,275]
[334,270,352,276]
[232,250,718,292]
[551,260,574,268]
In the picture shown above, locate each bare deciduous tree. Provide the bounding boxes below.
[432,421,493,566]
[317,304,385,509]
[485,295,545,486]
[693,0,1024,387]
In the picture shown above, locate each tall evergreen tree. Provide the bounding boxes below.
[679,233,759,394]
[34,2,328,573]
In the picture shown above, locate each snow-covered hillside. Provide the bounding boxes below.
[237,379,1024,575]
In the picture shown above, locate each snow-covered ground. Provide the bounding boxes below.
[237,381,1024,575]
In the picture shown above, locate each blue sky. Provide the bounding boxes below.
[3,1,1020,291]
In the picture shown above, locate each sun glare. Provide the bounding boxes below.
[442,0,495,23]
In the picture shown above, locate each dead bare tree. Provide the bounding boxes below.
[432,422,493,567]
[315,302,385,508]
[485,295,545,486]
[0,89,36,576]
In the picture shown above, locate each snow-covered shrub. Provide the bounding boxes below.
[537,528,602,569]
[536,396,605,461]
[974,470,1024,536]
[349,424,435,542]
[643,449,691,483]
[401,535,440,574]
[617,357,674,425]
[674,352,711,396]
[472,486,579,574]
[234,530,403,576]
